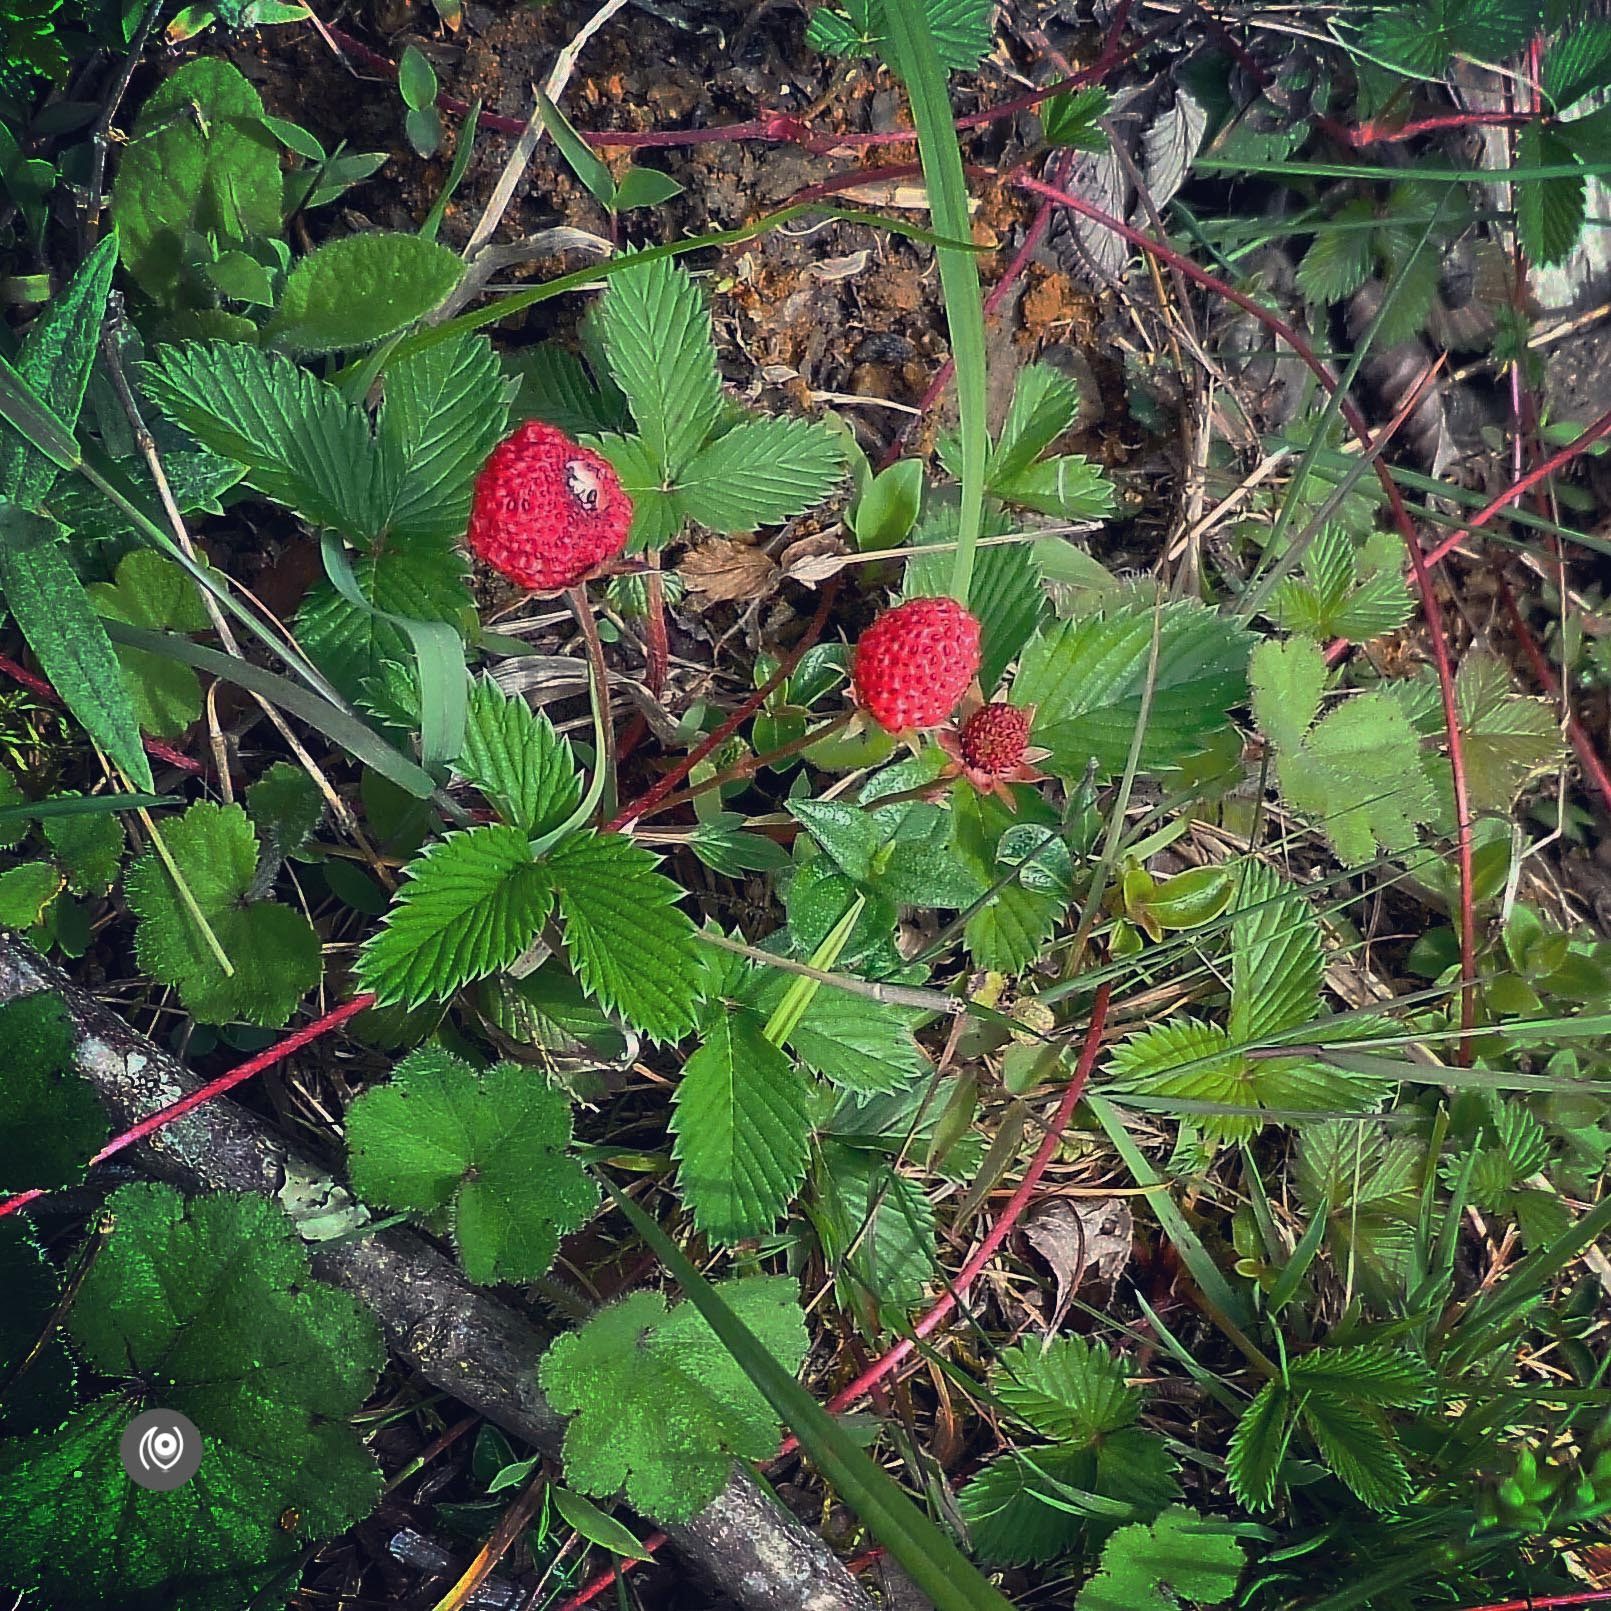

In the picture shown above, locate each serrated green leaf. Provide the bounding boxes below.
[1043,86,1111,151]
[1518,123,1586,268]
[267,233,465,355]
[1229,861,1322,1042]
[0,861,61,929]
[142,341,384,537]
[816,1141,936,1313]
[1361,0,1533,77]
[1543,21,1611,111]
[0,505,152,792]
[994,1336,1140,1442]
[596,254,723,475]
[547,831,700,1040]
[506,342,629,438]
[989,363,1082,485]
[1014,599,1250,782]
[671,1011,812,1243]
[1286,1344,1434,1407]
[245,761,324,856]
[110,58,283,301]
[592,430,688,551]
[1075,1506,1244,1611]
[952,786,1067,972]
[790,797,883,883]
[538,1276,808,1522]
[1299,1390,1412,1509]
[676,415,846,534]
[1250,634,1325,751]
[1455,651,1558,812]
[376,332,514,543]
[357,823,552,1009]
[990,454,1115,521]
[42,795,124,894]
[0,1183,384,1610]
[1295,201,1377,303]
[346,1048,596,1284]
[1226,1380,1292,1510]
[0,990,107,1193]
[784,984,929,1094]
[88,549,210,738]
[456,679,581,837]
[126,801,322,1025]
[958,1444,1100,1565]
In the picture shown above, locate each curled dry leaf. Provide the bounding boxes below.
[1023,1197,1134,1334]
[678,538,779,605]
[779,532,851,588]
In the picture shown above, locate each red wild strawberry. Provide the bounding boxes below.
[938,700,1050,805]
[959,701,1033,775]
[851,595,981,734]
[467,421,633,593]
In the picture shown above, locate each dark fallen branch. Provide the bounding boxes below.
[0,938,874,1611]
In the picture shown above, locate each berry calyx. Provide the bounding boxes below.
[959,702,1033,776]
[851,596,982,734]
[467,421,633,593]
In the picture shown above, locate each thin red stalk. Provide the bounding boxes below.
[1499,576,1611,814]
[0,650,203,776]
[602,579,838,832]
[0,993,376,1221]
[1016,169,1480,1057]
[780,982,1111,1451]
[1450,1593,1611,1611]
[556,1532,668,1610]
[1343,110,1533,146]
[643,565,669,698]
[1423,404,1611,568]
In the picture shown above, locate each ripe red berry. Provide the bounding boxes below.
[851,595,981,733]
[959,702,1033,776]
[467,421,632,593]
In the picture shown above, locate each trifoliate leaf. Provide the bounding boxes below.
[538,1276,808,1522]
[39,796,123,895]
[1075,1506,1244,1611]
[1014,599,1250,781]
[357,824,552,1009]
[345,1048,595,1284]
[816,1143,937,1314]
[0,1220,75,1434]
[126,802,322,1026]
[143,341,386,538]
[456,679,581,837]
[671,1011,812,1244]
[245,762,324,857]
[0,990,107,1193]
[994,1336,1140,1443]
[375,333,514,544]
[1454,652,1558,812]
[676,415,846,534]
[547,831,701,1041]
[0,1184,384,1611]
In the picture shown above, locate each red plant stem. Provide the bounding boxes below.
[1422,404,1611,568]
[643,565,669,698]
[1499,576,1611,814]
[556,1532,669,1610]
[0,650,203,776]
[602,579,839,832]
[0,992,377,1222]
[1343,110,1533,146]
[771,983,1112,1461]
[1450,1594,1611,1611]
[1016,169,1480,1057]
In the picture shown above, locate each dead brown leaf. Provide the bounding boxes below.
[1023,1197,1134,1333]
[779,532,850,588]
[678,539,779,605]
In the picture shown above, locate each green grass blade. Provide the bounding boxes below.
[824,0,988,604]
[603,1179,1016,1611]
